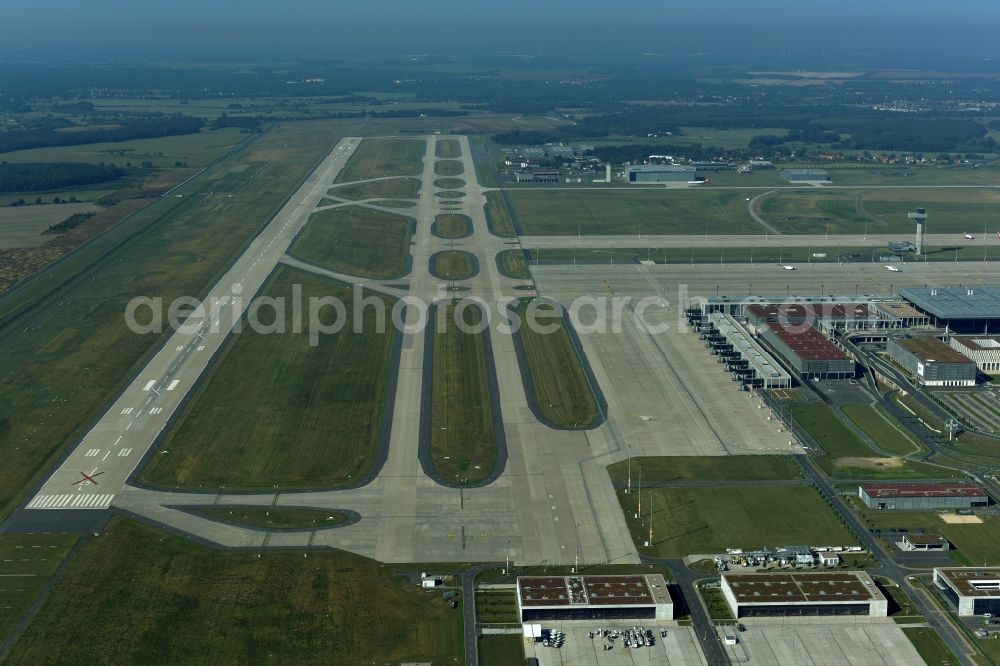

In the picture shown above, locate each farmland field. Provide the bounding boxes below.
[290,205,412,279]
[0,203,103,248]
[139,267,398,490]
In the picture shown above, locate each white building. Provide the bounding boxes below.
[950,336,1000,374]
[934,568,1000,617]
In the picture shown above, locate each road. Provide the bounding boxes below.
[24,138,362,511]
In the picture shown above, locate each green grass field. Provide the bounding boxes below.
[429,303,497,484]
[514,299,599,428]
[607,455,803,483]
[194,507,350,529]
[432,213,472,239]
[478,635,524,665]
[435,139,461,159]
[508,189,761,235]
[435,160,464,177]
[327,177,420,201]
[791,403,958,479]
[618,484,855,557]
[5,518,462,664]
[842,403,925,456]
[434,177,465,189]
[497,249,530,279]
[290,205,412,279]
[0,533,78,645]
[484,191,517,237]
[335,137,426,183]
[0,120,349,520]
[475,589,519,624]
[903,627,961,665]
[430,250,477,280]
[140,268,398,490]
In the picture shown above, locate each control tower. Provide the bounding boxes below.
[907,207,927,255]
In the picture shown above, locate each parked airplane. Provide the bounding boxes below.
[782,265,796,270]
[965,232,975,239]
[885,265,902,272]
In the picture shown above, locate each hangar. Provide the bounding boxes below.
[858,482,989,510]
[934,568,1000,617]
[516,574,673,622]
[721,572,888,618]
[627,164,697,183]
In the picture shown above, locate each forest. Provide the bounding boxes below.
[0,162,125,192]
[0,115,204,154]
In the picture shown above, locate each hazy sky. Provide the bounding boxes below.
[3,0,999,57]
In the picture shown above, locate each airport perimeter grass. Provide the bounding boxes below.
[478,635,524,664]
[790,403,956,479]
[430,303,497,485]
[5,518,462,664]
[514,299,599,428]
[508,189,760,235]
[619,484,855,558]
[434,177,465,189]
[607,455,802,484]
[0,120,347,520]
[194,507,349,530]
[842,403,925,456]
[334,137,425,183]
[140,268,397,490]
[484,190,517,237]
[435,139,461,159]
[430,250,477,280]
[435,160,464,177]
[497,249,530,279]
[903,627,961,666]
[327,177,419,201]
[432,213,472,239]
[0,533,78,646]
[291,205,412,279]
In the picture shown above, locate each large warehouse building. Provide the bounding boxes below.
[858,482,989,510]
[627,164,697,183]
[758,323,855,379]
[934,568,1000,617]
[745,303,879,332]
[516,575,673,622]
[721,572,888,618]
[899,286,1000,333]
[950,335,1000,374]
[887,335,977,386]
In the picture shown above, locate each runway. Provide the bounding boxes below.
[520,232,1000,249]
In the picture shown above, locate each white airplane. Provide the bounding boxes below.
[782,265,796,271]
[964,232,975,240]
[688,179,709,185]
[885,265,902,272]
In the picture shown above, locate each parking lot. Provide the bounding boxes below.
[523,622,706,665]
[718,620,923,665]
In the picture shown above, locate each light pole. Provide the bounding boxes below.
[636,466,643,520]
[626,444,632,494]
[644,490,654,547]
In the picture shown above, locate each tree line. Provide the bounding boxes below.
[0,115,203,154]
[0,162,125,193]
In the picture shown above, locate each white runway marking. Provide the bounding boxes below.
[142,380,156,391]
[166,380,180,391]
[85,449,100,458]
[176,345,184,351]
[27,494,114,510]
[117,449,132,457]
[120,407,134,415]
[149,407,163,415]
[197,345,205,351]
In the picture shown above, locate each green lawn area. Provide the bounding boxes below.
[903,627,961,665]
[619,484,856,558]
[327,177,420,201]
[0,120,349,520]
[852,504,1000,567]
[430,250,478,280]
[435,160,464,177]
[335,137,425,182]
[290,205,412,279]
[475,590,519,624]
[429,303,498,485]
[432,213,472,239]
[791,403,958,479]
[193,507,351,530]
[863,187,1000,235]
[842,403,925,456]
[140,268,398,490]
[435,139,461,159]
[5,518,462,664]
[497,249,531,279]
[436,190,465,199]
[434,177,465,189]
[478,635,524,665]
[484,191,517,237]
[508,189,761,235]
[758,189,863,234]
[698,583,736,622]
[0,533,78,645]
[607,455,803,483]
[514,298,600,428]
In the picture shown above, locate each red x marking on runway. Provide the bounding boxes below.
[72,471,105,486]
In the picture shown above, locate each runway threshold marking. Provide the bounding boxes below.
[142,380,156,391]
[166,380,180,391]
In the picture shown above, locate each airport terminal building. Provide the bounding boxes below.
[858,482,989,510]
[721,572,888,618]
[887,335,977,386]
[950,335,1000,374]
[516,575,673,622]
[934,568,1000,617]
[627,164,696,183]
[758,323,855,379]
[898,286,1000,333]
